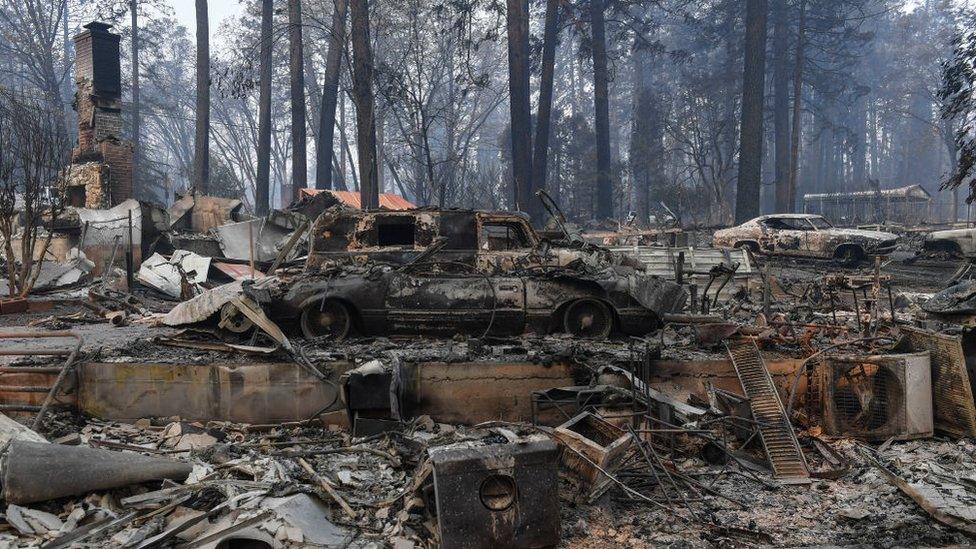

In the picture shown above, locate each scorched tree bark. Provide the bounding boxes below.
[192,0,210,194]
[316,0,348,191]
[350,0,379,209]
[591,0,613,220]
[506,0,533,215]
[289,0,308,202]
[734,0,769,223]
[255,0,273,215]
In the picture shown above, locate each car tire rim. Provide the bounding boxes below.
[301,300,351,340]
[564,299,612,339]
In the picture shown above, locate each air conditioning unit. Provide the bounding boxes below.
[820,352,933,441]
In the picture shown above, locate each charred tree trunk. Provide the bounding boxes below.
[315,0,348,190]
[787,0,806,211]
[288,0,308,202]
[255,0,273,214]
[591,0,613,220]
[506,0,533,214]
[629,48,665,226]
[851,96,867,189]
[339,93,348,190]
[734,0,769,223]
[377,109,385,193]
[529,0,560,225]
[192,0,210,194]
[130,0,140,195]
[350,0,379,209]
[772,0,789,213]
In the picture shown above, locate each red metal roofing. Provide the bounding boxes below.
[300,189,416,210]
[212,262,264,280]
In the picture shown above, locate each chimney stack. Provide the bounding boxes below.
[69,21,132,208]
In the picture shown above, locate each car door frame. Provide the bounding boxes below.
[474,214,539,272]
[383,268,526,335]
[759,217,806,257]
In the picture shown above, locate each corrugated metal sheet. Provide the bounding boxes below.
[608,246,756,301]
[803,184,932,203]
[212,262,263,280]
[300,189,416,210]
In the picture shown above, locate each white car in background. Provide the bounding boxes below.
[713,214,899,266]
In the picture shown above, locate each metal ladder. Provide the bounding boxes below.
[726,338,809,483]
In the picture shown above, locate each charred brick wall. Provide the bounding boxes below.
[100,141,133,205]
[70,22,130,208]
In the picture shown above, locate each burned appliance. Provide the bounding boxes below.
[550,411,633,495]
[428,435,560,549]
[342,360,400,437]
[820,352,933,441]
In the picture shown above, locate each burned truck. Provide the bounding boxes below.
[248,208,687,340]
[713,214,898,265]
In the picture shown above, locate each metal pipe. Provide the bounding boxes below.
[125,209,134,290]
[0,350,71,356]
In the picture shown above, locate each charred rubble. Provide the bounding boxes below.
[2,10,976,549]
[5,186,976,548]
[1,25,975,548]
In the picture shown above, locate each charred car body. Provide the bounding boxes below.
[713,214,898,265]
[921,227,976,258]
[248,207,687,339]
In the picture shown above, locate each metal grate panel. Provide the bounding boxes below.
[902,327,976,438]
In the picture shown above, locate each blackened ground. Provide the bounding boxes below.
[0,298,176,364]
[760,251,960,294]
[562,439,974,548]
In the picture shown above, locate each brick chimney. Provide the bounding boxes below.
[69,22,132,208]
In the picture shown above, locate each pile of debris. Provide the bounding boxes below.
[6,191,976,546]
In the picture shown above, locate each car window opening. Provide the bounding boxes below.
[482,223,529,251]
[377,219,417,246]
[763,218,811,231]
[809,217,833,229]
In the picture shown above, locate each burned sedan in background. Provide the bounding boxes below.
[713,213,898,265]
[921,227,976,258]
[246,206,687,340]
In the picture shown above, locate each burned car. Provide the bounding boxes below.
[249,262,684,340]
[247,207,687,340]
[921,227,976,258]
[712,214,898,265]
[306,207,644,274]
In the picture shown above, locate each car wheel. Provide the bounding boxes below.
[835,246,865,267]
[301,299,352,340]
[563,299,613,339]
